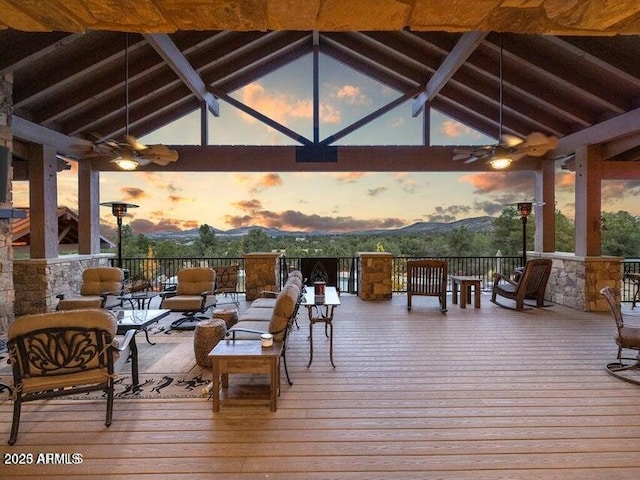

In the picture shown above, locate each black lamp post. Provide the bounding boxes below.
[517,202,533,266]
[100,201,139,268]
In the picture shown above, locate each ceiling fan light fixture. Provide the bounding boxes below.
[112,156,139,171]
[489,157,513,169]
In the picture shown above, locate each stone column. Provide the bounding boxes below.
[358,252,393,301]
[13,254,114,315]
[243,252,280,301]
[529,252,622,312]
[0,74,14,335]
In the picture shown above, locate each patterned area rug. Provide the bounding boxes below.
[0,314,217,400]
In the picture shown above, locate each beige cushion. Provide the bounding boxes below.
[269,284,299,340]
[57,296,103,310]
[9,309,117,338]
[250,297,277,308]
[161,295,205,310]
[238,307,273,323]
[176,267,215,295]
[79,267,124,296]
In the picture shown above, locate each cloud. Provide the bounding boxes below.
[168,195,191,204]
[602,180,640,202]
[129,217,192,234]
[120,187,148,201]
[368,187,387,196]
[232,173,284,194]
[459,171,534,194]
[426,205,472,222]
[233,199,263,213]
[336,85,369,105]
[333,172,368,183]
[441,120,482,139]
[224,208,405,232]
[239,82,341,126]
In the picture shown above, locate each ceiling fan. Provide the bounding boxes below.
[452,38,558,169]
[69,34,178,170]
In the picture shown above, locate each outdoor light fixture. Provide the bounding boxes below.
[100,201,139,268]
[517,201,533,266]
[112,156,139,171]
[489,157,513,169]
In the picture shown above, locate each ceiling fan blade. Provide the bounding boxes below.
[126,135,149,151]
[501,134,524,148]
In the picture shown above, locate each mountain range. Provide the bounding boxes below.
[146,216,495,239]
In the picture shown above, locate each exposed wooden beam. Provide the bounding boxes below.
[92,145,545,173]
[12,116,92,151]
[412,31,488,117]
[210,90,312,146]
[144,33,220,117]
[322,89,422,145]
[555,108,640,156]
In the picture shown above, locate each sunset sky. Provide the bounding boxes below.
[12,53,640,234]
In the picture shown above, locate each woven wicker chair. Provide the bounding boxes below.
[6,309,134,445]
[600,286,640,385]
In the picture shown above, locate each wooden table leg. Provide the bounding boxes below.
[460,281,467,309]
[212,358,220,412]
[452,280,459,305]
[269,356,277,412]
[474,282,481,308]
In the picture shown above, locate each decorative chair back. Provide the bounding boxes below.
[176,267,215,295]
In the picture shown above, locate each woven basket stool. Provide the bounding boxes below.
[212,308,239,329]
[194,318,227,368]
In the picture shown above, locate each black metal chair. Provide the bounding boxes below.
[600,286,640,385]
[160,267,217,330]
[6,309,134,445]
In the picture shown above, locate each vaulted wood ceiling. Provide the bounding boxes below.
[2,1,640,173]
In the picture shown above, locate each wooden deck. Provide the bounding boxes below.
[2,294,640,479]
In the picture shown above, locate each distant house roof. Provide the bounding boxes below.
[12,207,114,248]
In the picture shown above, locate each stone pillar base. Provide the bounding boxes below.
[529,252,622,312]
[358,252,393,301]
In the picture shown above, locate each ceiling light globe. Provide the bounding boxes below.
[112,158,139,170]
[489,157,512,169]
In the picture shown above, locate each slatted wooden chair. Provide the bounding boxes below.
[406,259,448,313]
[491,258,552,310]
[600,286,640,385]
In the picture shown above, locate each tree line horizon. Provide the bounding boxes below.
[117,207,640,261]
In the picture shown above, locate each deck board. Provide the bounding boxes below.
[2,293,640,478]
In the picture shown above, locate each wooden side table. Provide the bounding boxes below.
[451,276,482,309]
[209,340,283,412]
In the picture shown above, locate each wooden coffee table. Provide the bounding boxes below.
[209,340,283,412]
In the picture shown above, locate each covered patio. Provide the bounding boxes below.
[1,293,639,477]
[1,1,640,323]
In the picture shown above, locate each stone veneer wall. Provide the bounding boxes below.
[0,74,13,335]
[13,255,114,315]
[529,252,622,312]
[243,252,280,301]
[358,252,393,301]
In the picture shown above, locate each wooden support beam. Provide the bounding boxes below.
[144,33,220,117]
[78,160,100,254]
[574,145,602,257]
[412,31,487,117]
[534,160,555,253]
[28,144,58,259]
